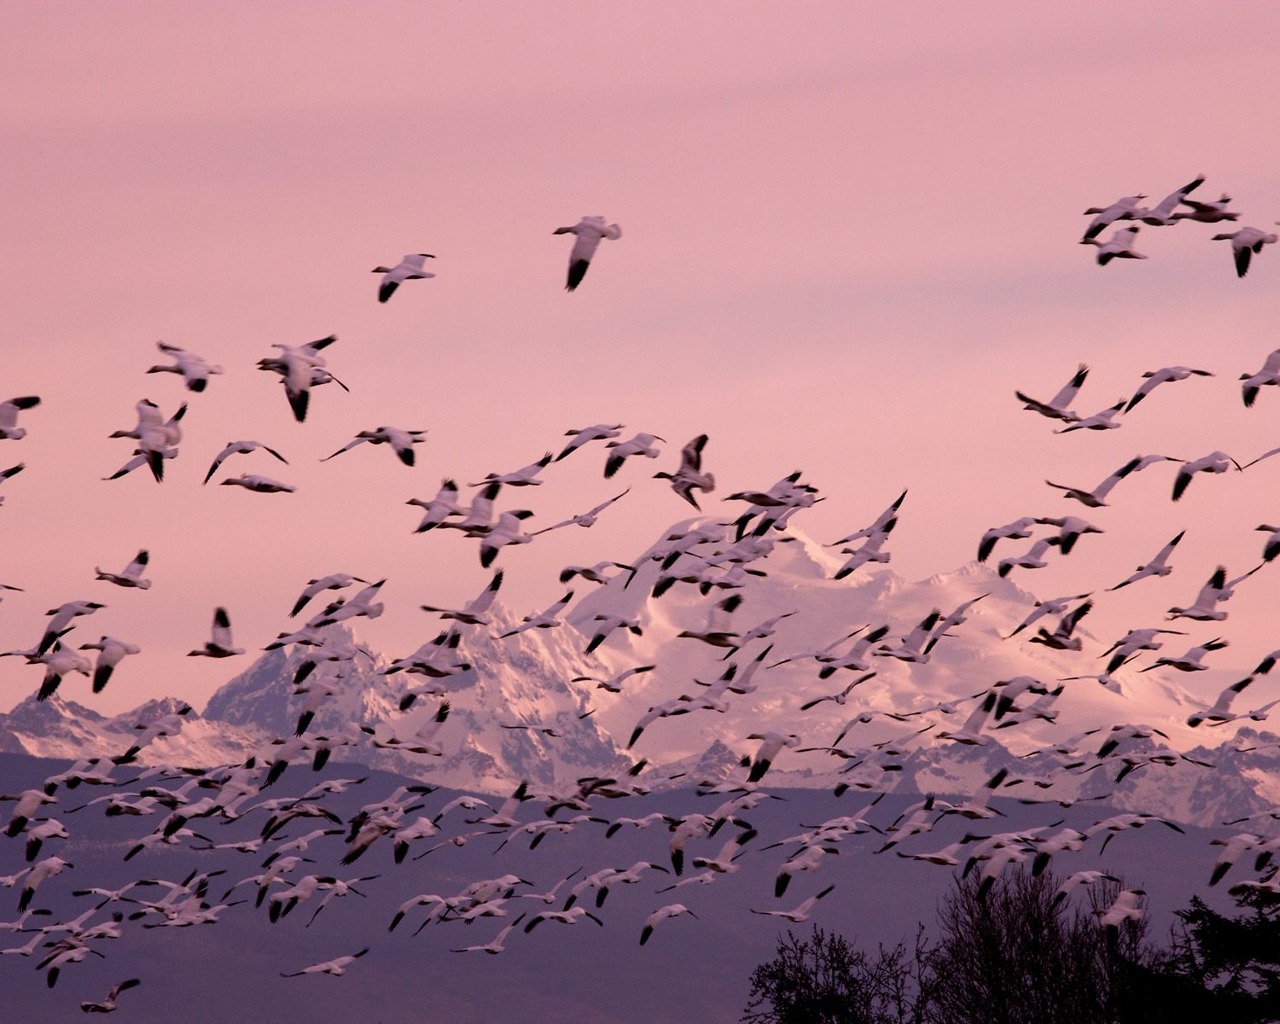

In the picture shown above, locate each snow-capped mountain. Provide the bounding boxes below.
[1,521,1274,826]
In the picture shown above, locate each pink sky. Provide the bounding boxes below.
[2,2,1280,716]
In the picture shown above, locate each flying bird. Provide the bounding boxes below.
[322,426,426,467]
[1084,225,1146,265]
[203,440,288,484]
[1124,366,1214,413]
[0,396,41,440]
[373,253,435,302]
[1240,347,1280,407]
[94,550,151,589]
[1212,225,1278,277]
[146,341,224,392]
[654,434,715,509]
[187,607,245,658]
[553,215,621,291]
[1015,364,1088,423]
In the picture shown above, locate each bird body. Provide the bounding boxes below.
[553,216,621,291]
[373,253,435,302]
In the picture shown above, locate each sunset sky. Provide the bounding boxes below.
[3,2,1279,717]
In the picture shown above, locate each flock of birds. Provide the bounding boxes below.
[3,197,1280,1015]
[1080,173,1279,275]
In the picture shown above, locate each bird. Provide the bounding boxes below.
[322,426,426,467]
[289,573,368,618]
[0,396,41,440]
[604,433,665,478]
[1131,174,1205,225]
[1240,347,1280,407]
[145,341,224,391]
[1045,453,1178,508]
[1187,677,1257,728]
[553,215,621,291]
[259,335,342,423]
[997,537,1058,578]
[1015,364,1088,422]
[556,424,624,462]
[421,570,504,625]
[202,440,288,484]
[37,600,106,655]
[639,903,696,945]
[654,434,715,509]
[94,550,151,589]
[479,510,536,568]
[1054,400,1124,433]
[187,607,244,657]
[373,253,435,302]
[1084,225,1146,265]
[977,517,1038,562]
[497,591,575,639]
[220,474,295,493]
[1172,450,1240,501]
[1170,192,1239,223]
[1167,566,1230,621]
[470,452,553,488]
[452,914,527,954]
[1095,889,1146,931]
[750,884,835,922]
[1081,193,1145,241]
[80,976,141,1013]
[1212,225,1278,277]
[532,490,630,535]
[280,948,369,977]
[1004,592,1091,640]
[0,461,23,504]
[1124,365,1214,413]
[76,636,141,693]
[1142,637,1228,673]
[1107,530,1185,591]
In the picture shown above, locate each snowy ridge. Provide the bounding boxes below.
[0,523,1275,825]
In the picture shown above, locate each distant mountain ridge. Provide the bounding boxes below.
[1,521,1276,826]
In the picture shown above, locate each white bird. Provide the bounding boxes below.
[750,884,835,922]
[259,334,341,423]
[1080,193,1145,241]
[406,478,466,533]
[1084,225,1146,265]
[1132,174,1205,225]
[94,550,151,589]
[1015,364,1088,423]
[1100,627,1186,674]
[1167,565,1231,622]
[604,433,665,478]
[1124,365,1214,413]
[639,903,696,945]
[0,396,41,440]
[654,434,715,509]
[289,573,368,618]
[280,947,369,977]
[532,490,630,535]
[202,440,288,484]
[38,600,106,655]
[553,215,621,291]
[76,636,141,693]
[1055,400,1125,433]
[420,569,504,625]
[746,730,801,783]
[452,913,526,954]
[1241,347,1280,407]
[1108,530,1185,591]
[80,976,141,1013]
[479,510,536,568]
[373,253,435,302]
[1095,889,1146,930]
[1044,453,1178,508]
[1212,225,1278,277]
[187,607,244,657]
[220,474,295,493]
[1170,192,1239,223]
[556,423,624,462]
[1187,677,1257,728]
[146,342,224,392]
[497,591,575,639]
[1172,450,1240,501]
[0,461,23,504]
[309,578,386,627]
[1142,637,1228,673]
[323,426,426,467]
[997,537,1058,578]
[470,452,553,488]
